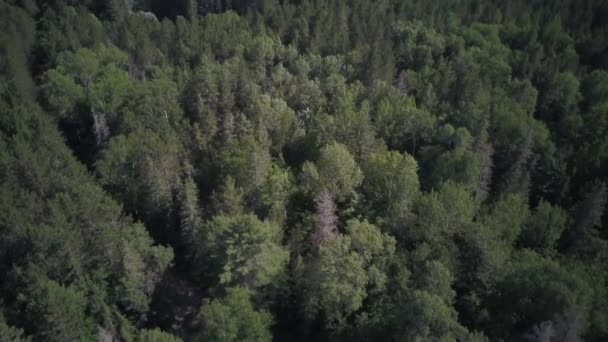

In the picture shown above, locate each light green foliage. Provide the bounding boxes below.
[202,214,288,290]
[305,235,368,326]
[408,192,450,243]
[43,45,130,147]
[246,35,277,67]
[261,164,293,224]
[44,69,84,116]
[198,287,273,342]
[437,181,477,228]
[363,150,420,218]
[118,222,174,316]
[90,64,130,114]
[345,219,396,293]
[304,219,395,328]
[37,5,105,63]
[302,142,363,200]
[313,75,382,157]
[46,47,129,115]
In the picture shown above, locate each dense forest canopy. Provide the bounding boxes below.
[1,0,608,341]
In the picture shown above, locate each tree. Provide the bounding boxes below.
[427,127,481,191]
[301,142,363,201]
[407,181,476,245]
[381,290,468,341]
[95,129,182,228]
[519,200,567,255]
[200,214,288,290]
[482,193,529,246]
[197,287,273,342]
[488,251,591,340]
[260,163,293,225]
[137,328,182,342]
[27,280,96,342]
[303,219,395,329]
[345,219,396,293]
[362,150,420,221]
[219,134,272,196]
[312,75,383,159]
[43,46,130,152]
[211,176,245,216]
[303,235,367,327]
[118,222,174,317]
[415,260,456,305]
[177,175,203,246]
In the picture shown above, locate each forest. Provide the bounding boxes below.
[1,0,608,341]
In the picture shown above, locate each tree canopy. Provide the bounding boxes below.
[1,0,608,341]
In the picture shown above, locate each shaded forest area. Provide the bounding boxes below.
[1,0,608,341]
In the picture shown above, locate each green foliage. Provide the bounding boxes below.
[0,313,30,342]
[303,235,367,327]
[200,214,288,290]
[260,163,293,224]
[407,181,476,246]
[3,1,608,341]
[303,219,395,329]
[219,134,272,195]
[416,260,456,304]
[27,280,96,342]
[401,290,468,341]
[362,150,420,218]
[0,2,36,102]
[519,200,568,255]
[96,128,182,222]
[302,142,363,201]
[482,193,529,245]
[197,287,273,342]
[118,222,174,316]
[137,328,182,342]
[488,251,592,340]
